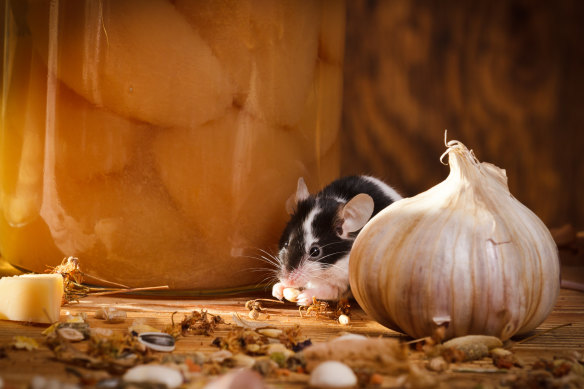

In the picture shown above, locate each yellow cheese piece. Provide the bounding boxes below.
[0,274,63,323]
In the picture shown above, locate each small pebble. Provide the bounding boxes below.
[338,315,350,326]
[123,364,183,388]
[332,333,367,342]
[309,361,357,388]
[203,368,266,389]
[427,356,448,372]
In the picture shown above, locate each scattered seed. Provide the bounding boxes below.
[95,307,127,324]
[230,354,257,369]
[210,350,233,363]
[443,335,502,350]
[246,344,261,353]
[137,332,176,352]
[57,328,85,342]
[283,288,301,302]
[258,328,283,338]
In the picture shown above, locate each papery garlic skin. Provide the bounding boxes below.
[349,140,560,341]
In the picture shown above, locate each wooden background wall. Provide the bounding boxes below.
[341,0,584,230]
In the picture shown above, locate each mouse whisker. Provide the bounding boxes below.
[247,268,277,275]
[320,262,346,271]
[256,248,282,264]
[246,269,279,284]
[254,274,280,287]
[314,250,351,263]
[232,246,282,268]
[306,274,333,284]
[237,254,281,269]
[318,241,351,250]
[250,247,282,266]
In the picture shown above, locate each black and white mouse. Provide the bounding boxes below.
[272,175,402,306]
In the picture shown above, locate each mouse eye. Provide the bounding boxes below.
[309,246,321,258]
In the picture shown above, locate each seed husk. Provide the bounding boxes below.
[137,332,176,352]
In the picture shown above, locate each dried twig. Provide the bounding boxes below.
[514,323,572,345]
[48,257,168,304]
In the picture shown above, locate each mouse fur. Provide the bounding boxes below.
[272,175,402,306]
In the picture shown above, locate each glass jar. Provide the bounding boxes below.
[0,0,345,291]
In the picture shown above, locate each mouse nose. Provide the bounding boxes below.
[282,268,306,288]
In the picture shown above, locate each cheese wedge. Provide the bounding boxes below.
[0,274,64,323]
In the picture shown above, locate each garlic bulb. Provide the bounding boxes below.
[349,139,560,341]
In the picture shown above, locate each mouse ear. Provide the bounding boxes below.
[295,177,310,202]
[285,177,310,215]
[339,193,374,238]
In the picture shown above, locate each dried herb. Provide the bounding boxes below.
[45,325,153,374]
[503,366,584,389]
[533,358,574,378]
[48,257,91,304]
[292,339,312,352]
[303,337,410,375]
[43,321,91,339]
[212,328,267,355]
[11,336,39,351]
[245,298,283,320]
[491,348,522,369]
[166,310,225,338]
[299,297,330,318]
[277,325,302,349]
[298,298,352,322]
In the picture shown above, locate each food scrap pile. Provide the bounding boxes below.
[1,296,583,389]
[0,258,581,388]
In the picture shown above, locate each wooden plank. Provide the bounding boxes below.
[342,0,584,229]
[0,289,582,388]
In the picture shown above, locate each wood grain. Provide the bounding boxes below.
[342,0,584,229]
[0,289,582,387]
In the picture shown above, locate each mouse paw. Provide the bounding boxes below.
[297,285,341,306]
[271,282,286,300]
[296,292,314,307]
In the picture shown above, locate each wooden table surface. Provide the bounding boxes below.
[0,286,582,388]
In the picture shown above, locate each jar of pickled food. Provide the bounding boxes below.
[0,0,345,292]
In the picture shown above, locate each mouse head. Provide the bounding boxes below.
[277,177,374,288]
